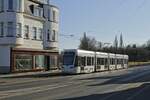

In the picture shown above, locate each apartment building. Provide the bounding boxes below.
[0,0,59,73]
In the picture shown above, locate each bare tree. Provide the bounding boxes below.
[120,33,124,48]
[79,32,97,51]
[79,32,89,50]
[113,35,118,51]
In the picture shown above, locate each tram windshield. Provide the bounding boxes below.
[63,52,76,65]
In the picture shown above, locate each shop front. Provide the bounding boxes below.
[11,48,59,72]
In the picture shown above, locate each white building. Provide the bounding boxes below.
[0,0,59,73]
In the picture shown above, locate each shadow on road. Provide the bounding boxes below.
[76,69,150,87]
[60,83,150,100]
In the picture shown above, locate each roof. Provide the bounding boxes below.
[63,49,128,58]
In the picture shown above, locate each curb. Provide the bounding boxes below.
[0,70,62,78]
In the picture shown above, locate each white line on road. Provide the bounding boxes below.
[0,84,70,99]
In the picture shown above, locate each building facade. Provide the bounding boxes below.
[0,0,59,73]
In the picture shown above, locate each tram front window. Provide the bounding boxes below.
[63,52,75,65]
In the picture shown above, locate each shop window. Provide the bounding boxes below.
[50,56,58,68]
[35,55,46,69]
[15,54,33,71]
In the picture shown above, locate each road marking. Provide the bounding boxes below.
[0,84,71,99]
[0,79,94,99]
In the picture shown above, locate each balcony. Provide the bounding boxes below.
[45,41,58,49]
[0,37,24,46]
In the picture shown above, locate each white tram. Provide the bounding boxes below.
[62,49,128,74]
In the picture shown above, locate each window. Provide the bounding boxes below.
[48,9,51,21]
[47,29,50,41]
[15,54,33,71]
[7,22,13,37]
[0,22,4,37]
[111,58,115,65]
[63,52,75,65]
[53,10,56,22]
[35,55,46,69]
[38,28,43,40]
[16,23,22,38]
[32,27,37,39]
[81,57,86,66]
[0,0,4,12]
[50,56,58,68]
[91,57,94,65]
[104,58,108,69]
[87,57,92,66]
[47,0,50,4]
[105,58,108,65]
[34,7,43,17]
[52,30,56,41]
[101,58,105,65]
[24,25,29,39]
[117,59,121,64]
[97,58,100,65]
[16,0,21,12]
[8,0,13,11]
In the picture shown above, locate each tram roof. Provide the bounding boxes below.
[63,49,128,59]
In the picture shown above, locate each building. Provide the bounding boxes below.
[0,0,59,73]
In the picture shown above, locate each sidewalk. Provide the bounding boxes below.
[0,70,62,78]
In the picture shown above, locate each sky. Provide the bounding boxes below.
[51,0,150,49]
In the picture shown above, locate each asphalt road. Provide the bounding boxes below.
[1,66,150,100]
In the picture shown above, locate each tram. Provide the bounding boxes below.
[62,49,128,74]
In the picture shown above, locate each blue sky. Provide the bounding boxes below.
[51,0,150,49]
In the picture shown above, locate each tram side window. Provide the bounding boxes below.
[118,59,121,64]
[111,58,114,65]
[97,58,100,65]
[110,58,113,65]
[101,58,105,65]
[105,58,108,65]
[97,58,105,65]
[121,59,124,65]
[124,59,128,64]
[81,57,86,66]
[92,57,94,65]
[113,59,116,65]
[110,58,115,65]
[117,59,120,64]
[87,57,92,66]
